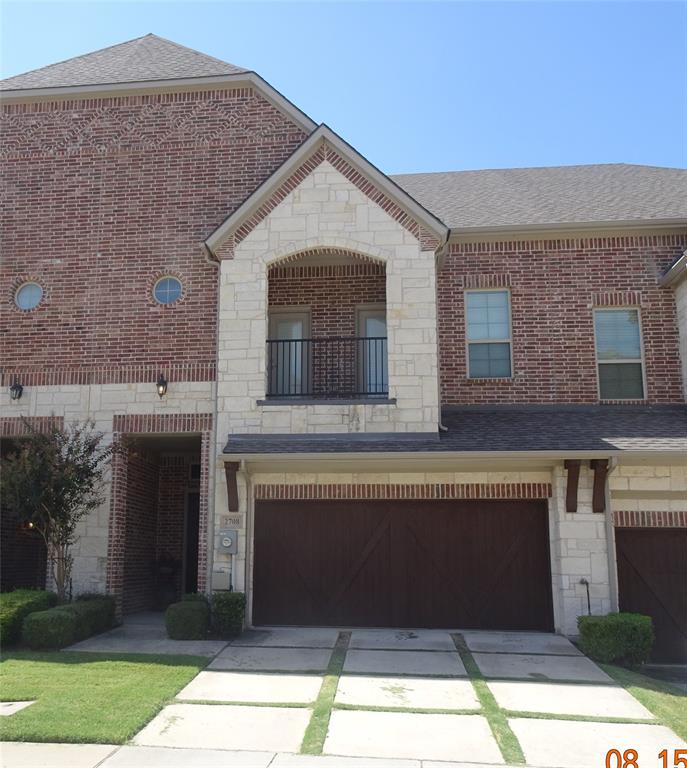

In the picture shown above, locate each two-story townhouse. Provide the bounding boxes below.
[1,35,686,660]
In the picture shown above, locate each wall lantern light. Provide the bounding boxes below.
[9,381,23,401]
[156,374,168,399]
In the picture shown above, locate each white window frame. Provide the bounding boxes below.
[464,288,514,379]
[593,306,647,401]
[356,304,388,395]
[267,307,312,396]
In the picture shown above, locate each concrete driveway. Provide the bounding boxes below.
[5,627,684,768]
[119,627,683,767]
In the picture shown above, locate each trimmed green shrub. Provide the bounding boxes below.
[578,612,654,668]
[165,600,209,640]
[211,592,246,637]
[0,589,58,646]
[181,592,209,605]
[58,596,115,641]
[22,607,77,650]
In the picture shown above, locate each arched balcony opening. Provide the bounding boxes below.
[266,249,388,400]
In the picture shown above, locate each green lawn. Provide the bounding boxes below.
[0,651,207,744]
[602,664,687,742]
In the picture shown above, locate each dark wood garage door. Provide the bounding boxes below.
[253,499,553,630]
[616,528,687,663]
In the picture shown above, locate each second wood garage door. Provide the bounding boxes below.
[253,499,554,630]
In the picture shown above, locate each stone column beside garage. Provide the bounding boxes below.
[549,464,612,636]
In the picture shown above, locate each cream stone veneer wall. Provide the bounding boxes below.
[549,464,613,635]
[610,463,687,511]
[675,280,687,401]
[216,158,441,440]
[1,382,214,595]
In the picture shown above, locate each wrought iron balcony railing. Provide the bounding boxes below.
[266,336,388,398]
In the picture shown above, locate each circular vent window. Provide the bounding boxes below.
[15,282,43,311]
[153,276,182,305]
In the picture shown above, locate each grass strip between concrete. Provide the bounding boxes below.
[601,663,687,742]
[452,633,526,765]
[300,631,351,755]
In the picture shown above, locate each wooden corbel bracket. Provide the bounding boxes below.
[590,459,609,514]
[564,459,581,514]
[224,461,240,512]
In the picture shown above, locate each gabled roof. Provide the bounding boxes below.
[205,124,449,256]
[392,164,687,232]
[0,34,247,91]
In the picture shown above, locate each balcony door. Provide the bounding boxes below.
[268,310,310,396]
[357,307,388,395]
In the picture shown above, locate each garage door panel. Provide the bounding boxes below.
[616,528,687,663]
[253,499,553,630]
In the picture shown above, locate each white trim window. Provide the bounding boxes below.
[594,308,645,400]
[465,290,512,378]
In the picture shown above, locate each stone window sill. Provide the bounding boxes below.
[257,397,397,406]
[465,377,515,384]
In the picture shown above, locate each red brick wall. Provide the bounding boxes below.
[157,455,200,597]
[1,88,307,381]
[268,263,386,337]
[438,236,685,404]
[122,449,159,614]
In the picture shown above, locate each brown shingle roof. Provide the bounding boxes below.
[223,406,687,455]
[391,164,687,230]
[0,34,246,91]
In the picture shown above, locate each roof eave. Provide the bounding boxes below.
[447,217,687,240]
[0,71,317,133]
[222,448,686,462]
[205,124,449,255]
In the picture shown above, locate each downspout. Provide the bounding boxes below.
[604,456,620,613]
[239,458,253,625]
[435,236,450,432]
[203,243,221,595]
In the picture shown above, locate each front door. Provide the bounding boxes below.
[268,311,310,396]
[357,308,388,395]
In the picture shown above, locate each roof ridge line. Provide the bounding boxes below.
[391,163,687,178]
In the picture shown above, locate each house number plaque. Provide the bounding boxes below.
[222,515,244,528]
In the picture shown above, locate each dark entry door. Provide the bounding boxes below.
[253,499,553,630]
[616,528,687,662]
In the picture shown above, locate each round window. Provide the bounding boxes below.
[15,282,43,311]
[153,276,182,305]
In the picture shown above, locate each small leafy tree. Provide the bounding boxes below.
[1,420,115,601]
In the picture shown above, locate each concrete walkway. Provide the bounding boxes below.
[4,628,686,768]
[65,611,228,656]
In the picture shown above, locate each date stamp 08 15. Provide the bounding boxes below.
[605,750,687,768]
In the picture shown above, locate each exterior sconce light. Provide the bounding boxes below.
[156,374,168,399]
[9,381,23,401]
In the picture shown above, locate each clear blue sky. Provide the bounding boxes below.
[2,1,686,173]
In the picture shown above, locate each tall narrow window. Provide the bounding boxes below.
[357,307,388,395]
[268,310,311,396]
[594,309,645,400]
[466,290,512,378]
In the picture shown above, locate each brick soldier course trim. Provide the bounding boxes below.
[613,510,687,528]
[112,413,212,433]
[0,416,64,436]
[254,482,553,500]
[0,362,216,387]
